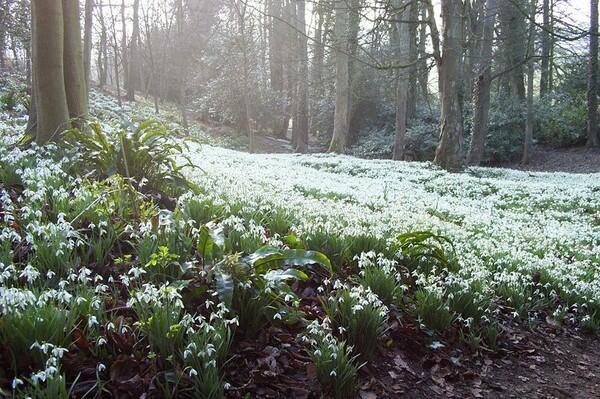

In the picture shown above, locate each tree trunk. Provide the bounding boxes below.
[407,1,419,120]
[522,0,536,163]
[309,1,326,136]
[329,0,350,153]
[294,0,309,153]
[120,0,129,99]
[433,0,464,171]
[587,0,600,148]
[83,0,93,89]
[539,0,550,97]
[32,0,70,143]
[97,0,108,88]
[392,0,413,160]
[63,0,88,125]
[467,0,497,165]
[499,0,526,102]
[346,0,361,146]
[0,28,5,71]
[417,1,429,104]
[126,0,140,101]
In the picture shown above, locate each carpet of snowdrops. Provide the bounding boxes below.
[1,80,600,396]
[185,143,600,316]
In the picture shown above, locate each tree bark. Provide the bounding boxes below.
[417,1,429,103]
[467,0,497,165]
[83,0,93,89]
[392,0,413,160]
[126,0,140,101]
[294,0,309,153]
[63,0,88,125]
[522,0,536,163]
[32,0,70,143]
[346,0,361,146]
[587,0,600,148]
[309,0,326,136]
[539,0,550,97]
[407,1,419,120]
[329,0,350,153]
[433,0,464,171]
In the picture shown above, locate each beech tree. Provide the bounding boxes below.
[329,0,350,153]
[588,0,600,148]
[31,0,87,143]
[432,0,464,170]
[467,0,497,165]
[392,0,413,161]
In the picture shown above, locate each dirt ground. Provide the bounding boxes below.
[501,146,600,174]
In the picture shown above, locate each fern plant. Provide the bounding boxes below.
[64,120,195,194]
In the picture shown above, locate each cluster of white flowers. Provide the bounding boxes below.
[181,143,600,314]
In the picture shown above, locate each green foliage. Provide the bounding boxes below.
[144,246,185,282]
[395,231,457,277]
[358,266,403,306]
[64,121,194,194]
[413,289,455,333]
[322,287,388,361]
[0,303,81,370]
[310,338,360,399]
[18,373,71,399]
[535,93,587,147]
[131,290,186,358]
[182,320,232,399]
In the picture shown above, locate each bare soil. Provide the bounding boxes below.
[501,146,600,174]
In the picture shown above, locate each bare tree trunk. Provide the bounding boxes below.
[522,0,536,163]
[97,0,108,88]
[63,0,88,127]
[467,0,497,165]
[392,0,413,160]
[433,0,464,171]
[539,0,550,97]
[0,28,5,71]
[587,0,600,148]
[126,0,139,101]
[176,0,188,131]
[108,2,122,107]
[233,0,253,151]
[346,0,361,146]
[120,0,129,99]
[329,0,350,153]
[32,0,70,143]
[309,1,326,136]
[83,0,93,89]
[407,1,419,120]
[417,1,429,104]
[294,0,309,153]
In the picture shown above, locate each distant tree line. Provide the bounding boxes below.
[0,0,599,170]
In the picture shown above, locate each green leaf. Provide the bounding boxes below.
[264,268,309,283]
[280,249,333,275]
[243,246,286,274]
[197,225,215,262]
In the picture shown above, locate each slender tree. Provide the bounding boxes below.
[126,0,140,101]
[392,0,413,160]
[467,0,497,165]
[83,0,93,89]
[522,0,537,163]
[294,0,309,152]
[329,0,350,153]
[433,0,464,170]
[587,0,600,148]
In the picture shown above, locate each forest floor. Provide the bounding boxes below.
[503,146,600,174]
[199,120,600,173]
